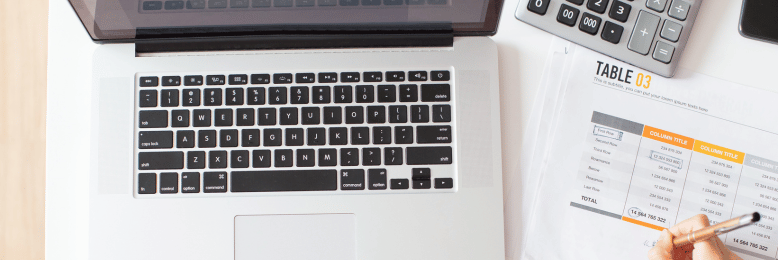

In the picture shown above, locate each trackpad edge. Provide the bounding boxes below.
[235,214,356,260]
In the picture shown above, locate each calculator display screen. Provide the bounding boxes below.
[740,0,778,44]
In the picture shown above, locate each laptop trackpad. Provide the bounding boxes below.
[235,214,356,260]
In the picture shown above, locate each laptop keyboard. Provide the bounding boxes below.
[135,70,457,196]
[139,0,449,13]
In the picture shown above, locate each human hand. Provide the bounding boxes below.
[647,214,742,260]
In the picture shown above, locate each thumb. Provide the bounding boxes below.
[648,230,674,260]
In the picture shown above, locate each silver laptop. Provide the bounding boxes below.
[67,0,505,259]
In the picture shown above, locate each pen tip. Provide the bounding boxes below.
[753,212,761,222]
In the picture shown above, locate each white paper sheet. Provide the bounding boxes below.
[521,42,778,260]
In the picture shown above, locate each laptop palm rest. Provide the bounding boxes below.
[235,214,356,260]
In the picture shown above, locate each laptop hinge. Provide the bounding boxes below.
[135,33,454,55]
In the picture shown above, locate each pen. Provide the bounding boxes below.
[673,212,761,247]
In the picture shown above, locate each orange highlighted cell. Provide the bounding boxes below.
[642,126,694,150]
[622,216,665,231]
[693,140,745,164]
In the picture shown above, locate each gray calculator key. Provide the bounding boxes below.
[660,20,682,42]
[645,0,667,12]
[653,41,675,64]
[668,0,690,21]
[628,11,660,55]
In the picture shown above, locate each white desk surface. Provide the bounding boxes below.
[46,0,778,258]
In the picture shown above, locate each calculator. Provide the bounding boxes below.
[515,0,701,77]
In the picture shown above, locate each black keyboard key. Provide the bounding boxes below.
[296,73,315,83]
[388,105,407,123]
[384,0,402,4]
[390,178,409,189]
[323,107,342,124]
[139,90,158,107]
[160,172,178,194]
[557,4,580,26]
[236,108,255,126]
[181,172,200,193]
[279,107,299,125]
[177,130,196,148]
[171,109,189,126]
[209,0,228,8]
[435,178,453,189]
[341,72,360,82]
[417,126,452,144]
[427,0,446,4]
[406,146,452,165]
[413,179,431,189]
[215,109,233,126]
[356,85,375,103]
[140,76,159,87]
[384,147,403,165]
[527,0,550,14]
[312,86,331,104]
[308,128,326,145]
[318,73,337,83]
[204,88,223,106]
[206,75,225,85]
[330,127,348,145]
[285,128,304,146]
[340,0,358,5]
[362,148,381,166]
[587,0,609,14]
[231,150,250,168]
[341,148,359,166]
[373,127,391,144]
[394,126,413,144]
[273,73,293,84]
[139,110,168,128]
[252,0,271,7]
[302,107,320,125]
[226,88,244,105]
[364,72,383,82]
[160,90,179,107]
[274,0,293,7]
[399,84,418,102]
[377,85,396,102]
[334,85,353,103]
[412,168,431,180]
[409,71,428,81]
[231,170,337,192]
[297,149,316,167]
[253,150,272,168]
[608,0,630,22]
[188,151,206,169]
[269,87,287,104]
[345,106,364,124]
[318,149,337,166]
[139,131,173,149]
[229,74,248,85]
[138,173,156,194]
[247,87,265,105]
[362,0,380,5]
[430,70,450,81]
[220,129,238,147]
[366,106,385,123]
[183,89,201,106]
[432,104,451,122]
[142,0,162,10]
[162,76,181,86]
[368,169,388,190]
[138,151,184,170]
[579,12,602,35]
[421,84,450,102]
[263,128,282,146]
[274,149,294,167]
[568,0,584,5]
[291,87,309,104]
[257,108,277,125]
[385,71,405,82]
[209,151,228,168]
[193,109,211,127]
[184,75,203,86]
[341,169,365,190]
[351,127,369,145]
[198,130,217,148]
[601,21,624,44]
[242,129,260,147]
[251,74,271,84]
[203,172,228,193]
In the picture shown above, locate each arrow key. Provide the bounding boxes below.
[434,178,453,189]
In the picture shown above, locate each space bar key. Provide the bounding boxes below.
[231,170,338,192]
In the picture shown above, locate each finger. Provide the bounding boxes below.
[648,230,674,260]
[668,214,710,238]
[691,236,726,260]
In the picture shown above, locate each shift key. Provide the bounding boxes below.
[407,147,452,165]
[138,151,184,170]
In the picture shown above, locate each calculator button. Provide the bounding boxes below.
[567,0,584,5]
[527,0,551,15]
[645,0,667,13]
[557,4,581,27]
[668,0,690,21]
[579,13,602,35]
[608,0,631,22]
[586,0,609,14]
[628,11,660,55]
[601,21,624,44]
[660,20,682,42]
[652,41,675,64]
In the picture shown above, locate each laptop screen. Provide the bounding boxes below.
[68,0,504,41]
